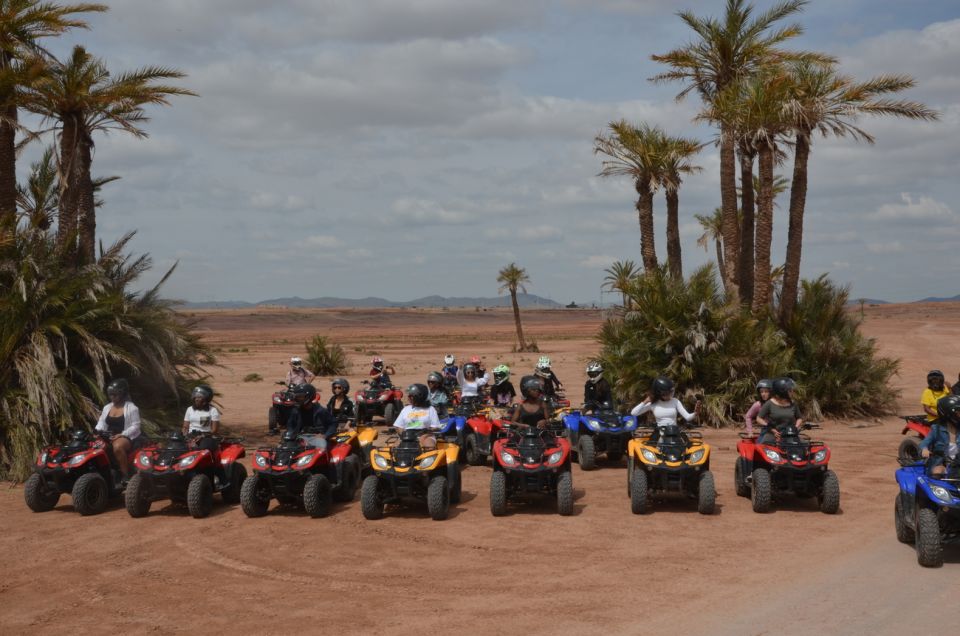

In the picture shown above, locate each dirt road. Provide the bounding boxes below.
[2,304,958,635]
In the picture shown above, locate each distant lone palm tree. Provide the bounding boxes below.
[497,263,530,352]
[603,260,640,309]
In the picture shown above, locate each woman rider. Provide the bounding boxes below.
[755,377,804,444]
[182,384,226,484]
[94,379,144,480]
[327,378,355,424]
[508,375,553,430]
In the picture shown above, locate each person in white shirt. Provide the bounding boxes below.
[182,385,227,483]
[286,357,315,386]
[95,378,143,478]
[393,384,442,449]
[457,363,491,406]
[630,376,699,442]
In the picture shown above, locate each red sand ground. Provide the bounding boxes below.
[2,303,960,635]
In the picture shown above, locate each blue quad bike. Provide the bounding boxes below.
[894,457,960,567]
[561,402,638,470]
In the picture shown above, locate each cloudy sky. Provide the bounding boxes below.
[33,0,960,303]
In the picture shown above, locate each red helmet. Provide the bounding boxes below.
[371,356,384,370]
[469,355,481,365]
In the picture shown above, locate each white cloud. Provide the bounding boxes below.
[866,241,904,254]
[871,193,955,222]
[305,235,341,248]
[579,254,616,268]
[388,198,473,226]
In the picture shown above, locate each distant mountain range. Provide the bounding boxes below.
[849,294,960,306]
[182,293,565,310]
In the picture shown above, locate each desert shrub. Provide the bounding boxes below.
[0,227,212,480]
[305,335,348,375]
[243,373,263,382]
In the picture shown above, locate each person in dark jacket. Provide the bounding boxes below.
[583,361,612,411]
[920,394,960,476]
[326,377,355,424]
[287,384,337,449]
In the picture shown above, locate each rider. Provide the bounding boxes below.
[922,370,952,422]
[743,379,773,436]
[441,354,459,393]
[468,355,487,378]
[286,356,315,386]
[919,395,960,476]
[393,383,443,450]
[426,372,450,419]
[286,384,338,449]
[94,379,144,480]
[508,375,552,429]
[535,356,563,398]
[489,364,517,407]
[755,377,804,444]
[182,384,226,484]
[327,378,355,424]
[630,376,699,442]
[369,356,396,388]
[457,362,491,407]
[583,361,613,411]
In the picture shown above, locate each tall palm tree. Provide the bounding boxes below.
[594,121,668,272]
[736,140,756,304]
[695,208,725,279]
[0,1,105,231]
[778,61,937,321]
[661,136,702,280]
[651,0,822,298]
[497,263,530,352]
[25,45,194,263]
[602,259,640,309]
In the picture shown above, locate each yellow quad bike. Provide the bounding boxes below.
[330,420,379,481]
[626,423,716,515]
[361,428,462,520]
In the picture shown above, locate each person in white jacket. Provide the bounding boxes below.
[457,362,490,404]
[393,384,443,449]
[94,379,143,478]
[630,376,699,442]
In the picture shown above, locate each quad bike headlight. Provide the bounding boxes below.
[930,485,953,504]
[641,449,658,464]
[138,455,151,468]
[688,449,705,463]
[585,419,602,432]
[547,451,563,465]
[296,453,316,468]
[69,453,88,466]
[178,454,201,470]
[255,455,268,468]
[813,449,827,463]
[763,449,782,463]
[418,455,437,469]
[374,454,390,469]
[499,451,516,466]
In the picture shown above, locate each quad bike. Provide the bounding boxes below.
[125,431,247,519]
[361,428,462,521]
[268,381,323,435]
[24,429,154,516]
[461,407,509,467]
[333,418,379,476]
[897,415,932,463]
[544,390,571,411]
[241,429,363,518]
[894,455,960,567]
[562,402,638,470]
[355,380,404,426]
[489,423,574,516]
[626,424,715,514]
[735,423,839,514]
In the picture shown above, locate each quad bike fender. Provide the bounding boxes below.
[736,439,757,461]
[901,421,930,438]
[71,447,111,470]
[357,426,379,446]
[440,443,460,466]
[219,442,245,464]
[896,465,923,497]
[328,442,353,464]
[467,415,493,436]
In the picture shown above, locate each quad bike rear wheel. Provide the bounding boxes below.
[303,473,332,518]
[750,468,771,513]
[187,474,214,518]
[240,472,270,517]
[577,435,597,471]
[268,406,279,434]
[630,468,648,514]
[24,473,60,512]
[464,433,485,466]
[221,463,247,504]
[72,472,109,516]
[360,475,384,520]
[124,473,152,518]
[332,455,361,503]
[427,475,450,520]
[698,471,716,515]
[734,457,750,498]
[384,402,398,426]
[490,471,507,516]
[897,438,921,464]
[818,469,840,514]
[557,470,574,516]
[915,507,943,567]
[894,493,915,544]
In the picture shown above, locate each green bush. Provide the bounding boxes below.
[243,373,263,382]
[305,335,348,376]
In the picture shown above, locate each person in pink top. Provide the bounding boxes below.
[743,379,773,436]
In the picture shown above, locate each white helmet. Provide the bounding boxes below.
[586,361,603,383]
[536,356,551,371]
[290,356,302,367]
[444,354,455,365]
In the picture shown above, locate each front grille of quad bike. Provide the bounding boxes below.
[658,440,686,463]
[597,412,621,428]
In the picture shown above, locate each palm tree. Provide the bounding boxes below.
[735,140,756,304]
[661,136,702,280]
[0,1,105,231]
[594,121,668,272]
[651,0,823,298]
[695,208,725,278]
[16,145,56,229]
[497,263,531,352]
[25,45,194,263]
[602,259,640,309]
[778,61,938,321]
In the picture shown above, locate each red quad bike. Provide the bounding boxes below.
[240,429,362,518]
[269,382,323,435]
[734,423,840,514]
[898,415,931,463]
[125,431,247,519]
[355,380,404,426]
[489,423,574,516]
[460,403,507,467]
[24,429,154,516]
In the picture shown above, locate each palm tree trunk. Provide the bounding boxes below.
[510,288,526,351]
[780,131,810,323]
[77,131,96,263]
[0,53,17,233]
[58,115,81,258]
[737,143,756,306]
[665,188,682,279]
[719,127,740,298]
[635,180,657,272]
[715,239,725,280]
[752,143,775,313]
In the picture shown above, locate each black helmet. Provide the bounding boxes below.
[292,383,317,404]
[520,375,544,399]
[771,377,796,399]
[191,384,214,403]
[406,383,428,407]
[106,378,129,400]
[756,378,773,399]
[331,377,350,393]
[651,376,675,401]
[426,372,443,386]
[463,363,478,377]
[927,370,945,390]
[937,394,960,425]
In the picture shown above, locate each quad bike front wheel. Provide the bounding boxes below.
[240,472,270,518]
[24,473,60,512]
[221,463,247,505]
[734,457,750,498]
[577,435,597,471]
[464,433,485,466]
[915,507,943,567]
[897,438,921,464]
[630,468,648,514]
[72,472,109,516]
[557,470,574,516]
[360,475,384,520]
[303,473,332,518]
[698,471,716,515]
[124,473,152,518]
[750,468,771,513]
[187,473,214,518]
[894,493,915,544]
[490,471,507,516]
[332,455,361,503]
[384,402,398,426]
[818,469,840,514]
[427,475,450,521]
[449,463,462,505]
